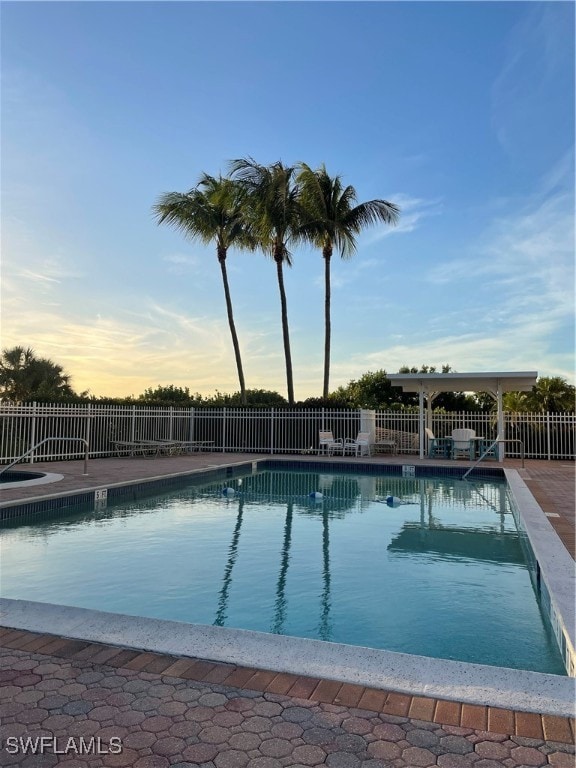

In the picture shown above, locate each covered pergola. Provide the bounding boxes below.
[386,371,538,461]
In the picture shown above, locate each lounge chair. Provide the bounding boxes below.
[319,430,343,455]
[344,431,371,457]
[451,428,476,460]
[425,428,451,458]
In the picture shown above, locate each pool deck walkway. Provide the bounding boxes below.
[1,453,575,767]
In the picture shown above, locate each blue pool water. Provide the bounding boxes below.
[0,469,565,674]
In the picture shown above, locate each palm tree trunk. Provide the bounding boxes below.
[323,247,332,400]
[218,252,247,405]
[275,256,295,405]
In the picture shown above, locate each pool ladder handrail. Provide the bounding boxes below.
[462,437,525,480]
[0,437,89,478]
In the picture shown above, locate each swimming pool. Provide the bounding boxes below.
[0,467,565,675]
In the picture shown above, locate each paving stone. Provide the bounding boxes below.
[249,759,283,768]
[131,696,164,713]
[114,710,147,727]
[548,753,576,766]
[199,692,228,707]
[185,705,217,722]
[342,717,373,736]
[509,746,547,766]
[132,757,171,768]
[224,697,255,712]
[439,734,475,754]
[41,713,75,730]
[284,707,314,724]
[291,745,329,765]
[326,752,362,768]
[100,747,140,766]
[259,738,293,758]
[436,755,479,767]
[169,720,202,739]
[213,749,249,768]
[182,743,219,762]
[301,726,334,745]
[211,710,244,728]
[400,746,437,767]
[18,707,50,724]
[335,732,368,752]
[474,761,509,768]
[123,679,152,694]
[406,729,440,748]
[140,715,174,733]
[372,723,406,742]
[366,741,401,761]
[117,729,156,751]
[271,722,304,740]
[511,737,545,748]
[475,740,512,760]
[156,700,187,717]
[199,725,234,744]
[152,736,187,756]
[244,716,275,733]
[252,701,284,717]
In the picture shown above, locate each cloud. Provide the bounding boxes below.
[362,193,443,243]
[161,252,202,275]
[491,4,574,153]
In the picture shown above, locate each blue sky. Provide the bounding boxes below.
[2,1,574,399]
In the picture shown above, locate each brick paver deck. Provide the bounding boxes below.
[1,628,574,767]
[1,454,574,765]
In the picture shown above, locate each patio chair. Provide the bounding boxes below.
[319,430,343,456]
[424,428,451,458]
[343,431,371,457]
[451,428,476,460]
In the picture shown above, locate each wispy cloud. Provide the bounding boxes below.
[363,193,443,244]
[491,4,574,153]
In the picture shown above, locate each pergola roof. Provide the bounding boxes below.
[386,371,538,395]
[384,371,539,461]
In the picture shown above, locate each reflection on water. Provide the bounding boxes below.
[0,469,566,675]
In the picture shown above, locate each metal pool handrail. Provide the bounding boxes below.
[0,437,89,477]
[463,437,525,480]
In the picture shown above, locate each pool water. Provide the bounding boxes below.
[0,469,565,675]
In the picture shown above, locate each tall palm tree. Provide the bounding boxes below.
[297,164,400,399]
[230,158,302,405]
[153,175,252,405]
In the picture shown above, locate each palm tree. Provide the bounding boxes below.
[153,175,252,405]
[0,346,73,401]
[230,158,302,405]
[297,164,400,399]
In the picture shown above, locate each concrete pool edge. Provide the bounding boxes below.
[1,597,574,719]
[505,468,576,677]
[0,471,64,489]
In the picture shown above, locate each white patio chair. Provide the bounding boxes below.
[319,430,343,455]
[451,428,476,460]
[343,431,371,457]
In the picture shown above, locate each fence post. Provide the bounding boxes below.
[29,402,37,465]
[546,412,551,461]
[85,403,92,457]
[130,405,136,442]
[189,407,194,442]
[222,407,226,452]
[270,408,275,454]
[169,407,174,440]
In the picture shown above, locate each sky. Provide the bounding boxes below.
[2,1,575,401]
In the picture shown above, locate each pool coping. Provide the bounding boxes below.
[1,458,574,719]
